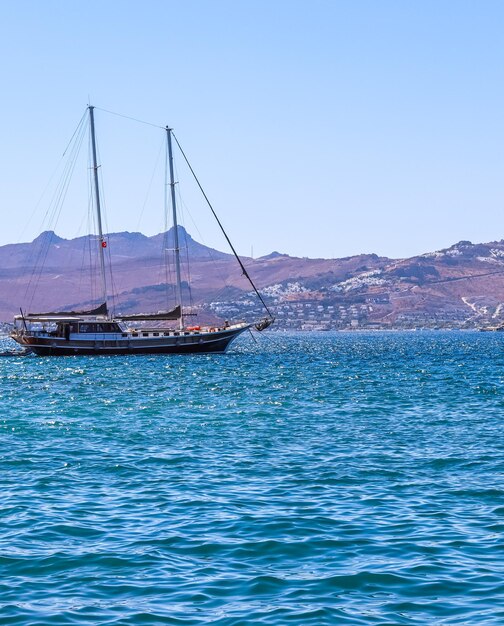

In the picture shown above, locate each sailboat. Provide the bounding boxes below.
[10,106,273,355]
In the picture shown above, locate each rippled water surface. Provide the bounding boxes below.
[1,331,503,624]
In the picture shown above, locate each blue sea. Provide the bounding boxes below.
[1,331,503,625]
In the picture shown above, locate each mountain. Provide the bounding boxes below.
[0,227,230,270]
[2,230,504,330]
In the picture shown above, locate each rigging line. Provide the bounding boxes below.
[51,116,88,229]
[172,160,195,308]
[175,178,207,248]
[95,132,110,237]
[180,217,194,309]
[25,117,89,308]
[136,134,165,230]
[174,169,229,306]
[17,111,89,245]
[86,147,96,303]
[77,194,93,299]
[173,181,247,302]
[25,233,52,310]
[169,172,193,309]
[88,232,98,306]
[160,235,173,309]
[62,108,88,157]
[106,254,118,317]
[178,203,235,297]
[94,106,165,130]
[171,132,274,320]
[32,114,86,253]
[248,327,258,345]
[38,113,87,240]
[72,196,94,312]
[172,159,219,301]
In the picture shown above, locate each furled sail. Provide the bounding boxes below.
[27,302,108,317]
[115,306,181,321]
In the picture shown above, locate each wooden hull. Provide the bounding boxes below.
[12,325,249,356]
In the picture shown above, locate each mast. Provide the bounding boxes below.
[166,126,184,330]
[88,105,108,315]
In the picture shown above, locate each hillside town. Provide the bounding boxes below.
[208,290,487,331]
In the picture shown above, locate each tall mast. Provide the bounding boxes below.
[88,106,108,314]
[166,126,183,330]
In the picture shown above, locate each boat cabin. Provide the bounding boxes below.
[13,315,124,339]
[71,322,122,334]
[51,321,123,339]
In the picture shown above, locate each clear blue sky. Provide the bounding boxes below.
[1,0,503,259]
